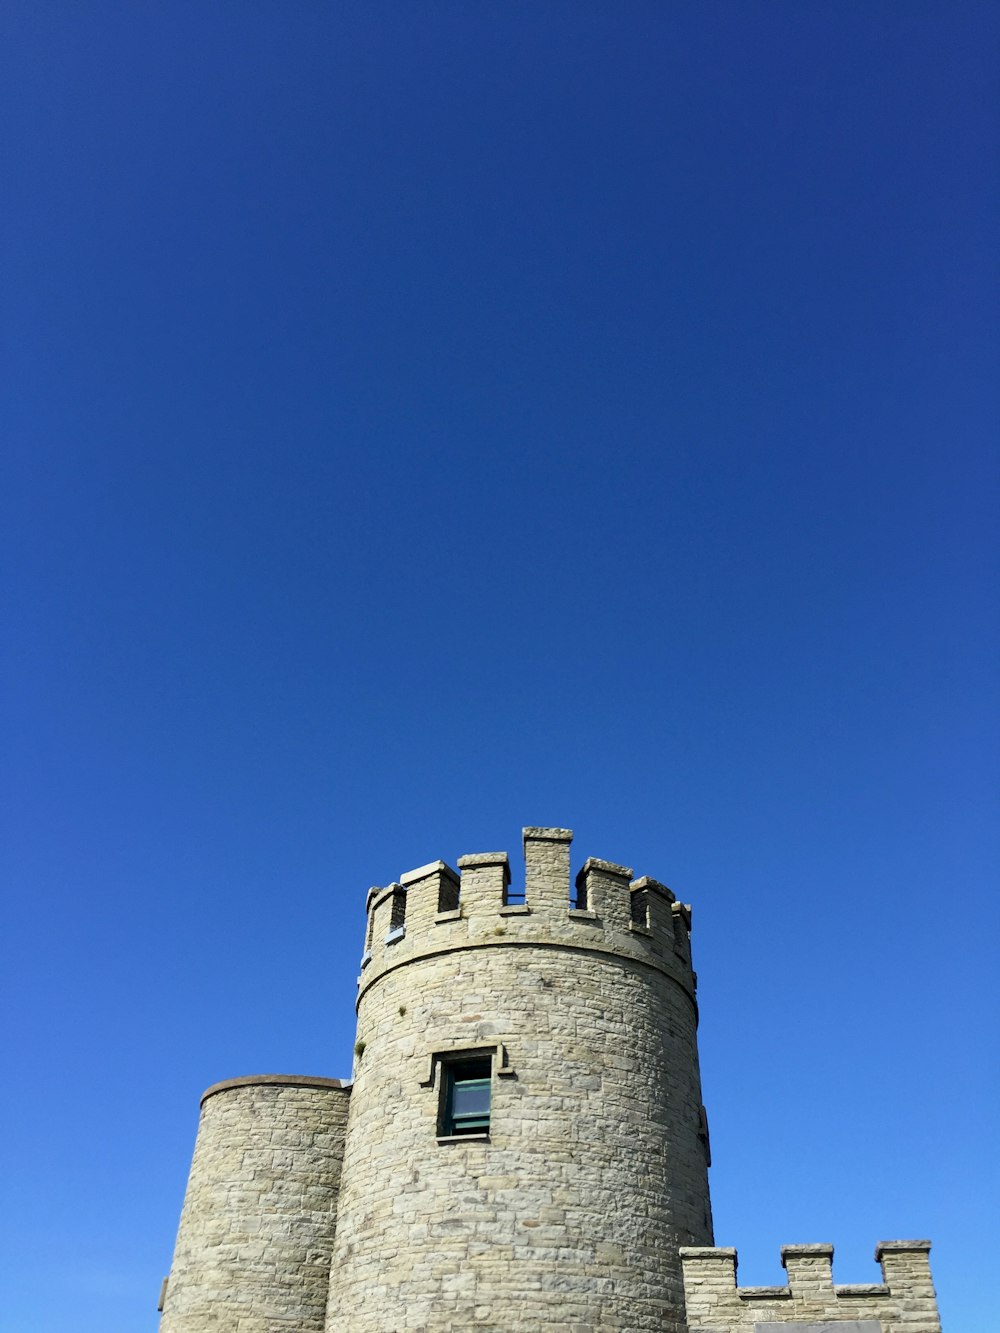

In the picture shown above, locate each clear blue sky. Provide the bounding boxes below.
[2,4,997,1330]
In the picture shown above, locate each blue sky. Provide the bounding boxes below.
[2,4,997,1330]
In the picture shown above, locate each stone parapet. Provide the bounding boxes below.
[199,1072,350,1105]
[680,1240,941,1333]
[357,827,695,1009]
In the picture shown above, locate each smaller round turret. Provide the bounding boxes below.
[159,1074,350,1333]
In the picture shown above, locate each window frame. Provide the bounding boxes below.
[437,1050,494,1141]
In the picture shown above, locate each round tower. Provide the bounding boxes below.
[325,827,714,1333]
[159,1074,351,1333]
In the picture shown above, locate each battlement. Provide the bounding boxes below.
[680,1240,941,1333]
[356,826,696,1000]
[162,818,946,1333]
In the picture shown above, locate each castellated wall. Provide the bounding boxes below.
[159,1075,350,1333]
[324,828,713,1333]
[680,1240,942,1333]
[158,825,944,1333]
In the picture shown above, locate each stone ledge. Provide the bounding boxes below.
[419,1041,516,1087]
[679,1247,737,1259]
[632,875,675,899]
[738,1285,792,1300]
[400,859,459,888]
[200,1073,352,1106]
[358,936,698,1012]
[782,1243,835,1261]
[755,1324,881,1333]
[576,856,634,881]
[875,1239,932,1259]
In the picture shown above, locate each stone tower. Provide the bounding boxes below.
[158,826,713,1331]
[158,825,943,1332]
[158,1074,350,1332]
[325,826,713,1330]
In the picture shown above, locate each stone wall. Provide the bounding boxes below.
[324,828,713,1332]
[680,1240,942,1333]
[156,824,945,1333]
[159,1075,350,1333]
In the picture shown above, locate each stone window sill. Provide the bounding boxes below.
[436,1132,490,1145]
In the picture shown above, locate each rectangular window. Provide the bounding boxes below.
[442,1056,492,1136]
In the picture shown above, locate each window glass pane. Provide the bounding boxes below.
[440,1057,493,1136]
[452,1079,490,1119]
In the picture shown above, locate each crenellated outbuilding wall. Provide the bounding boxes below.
[680,1240,942,1333]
